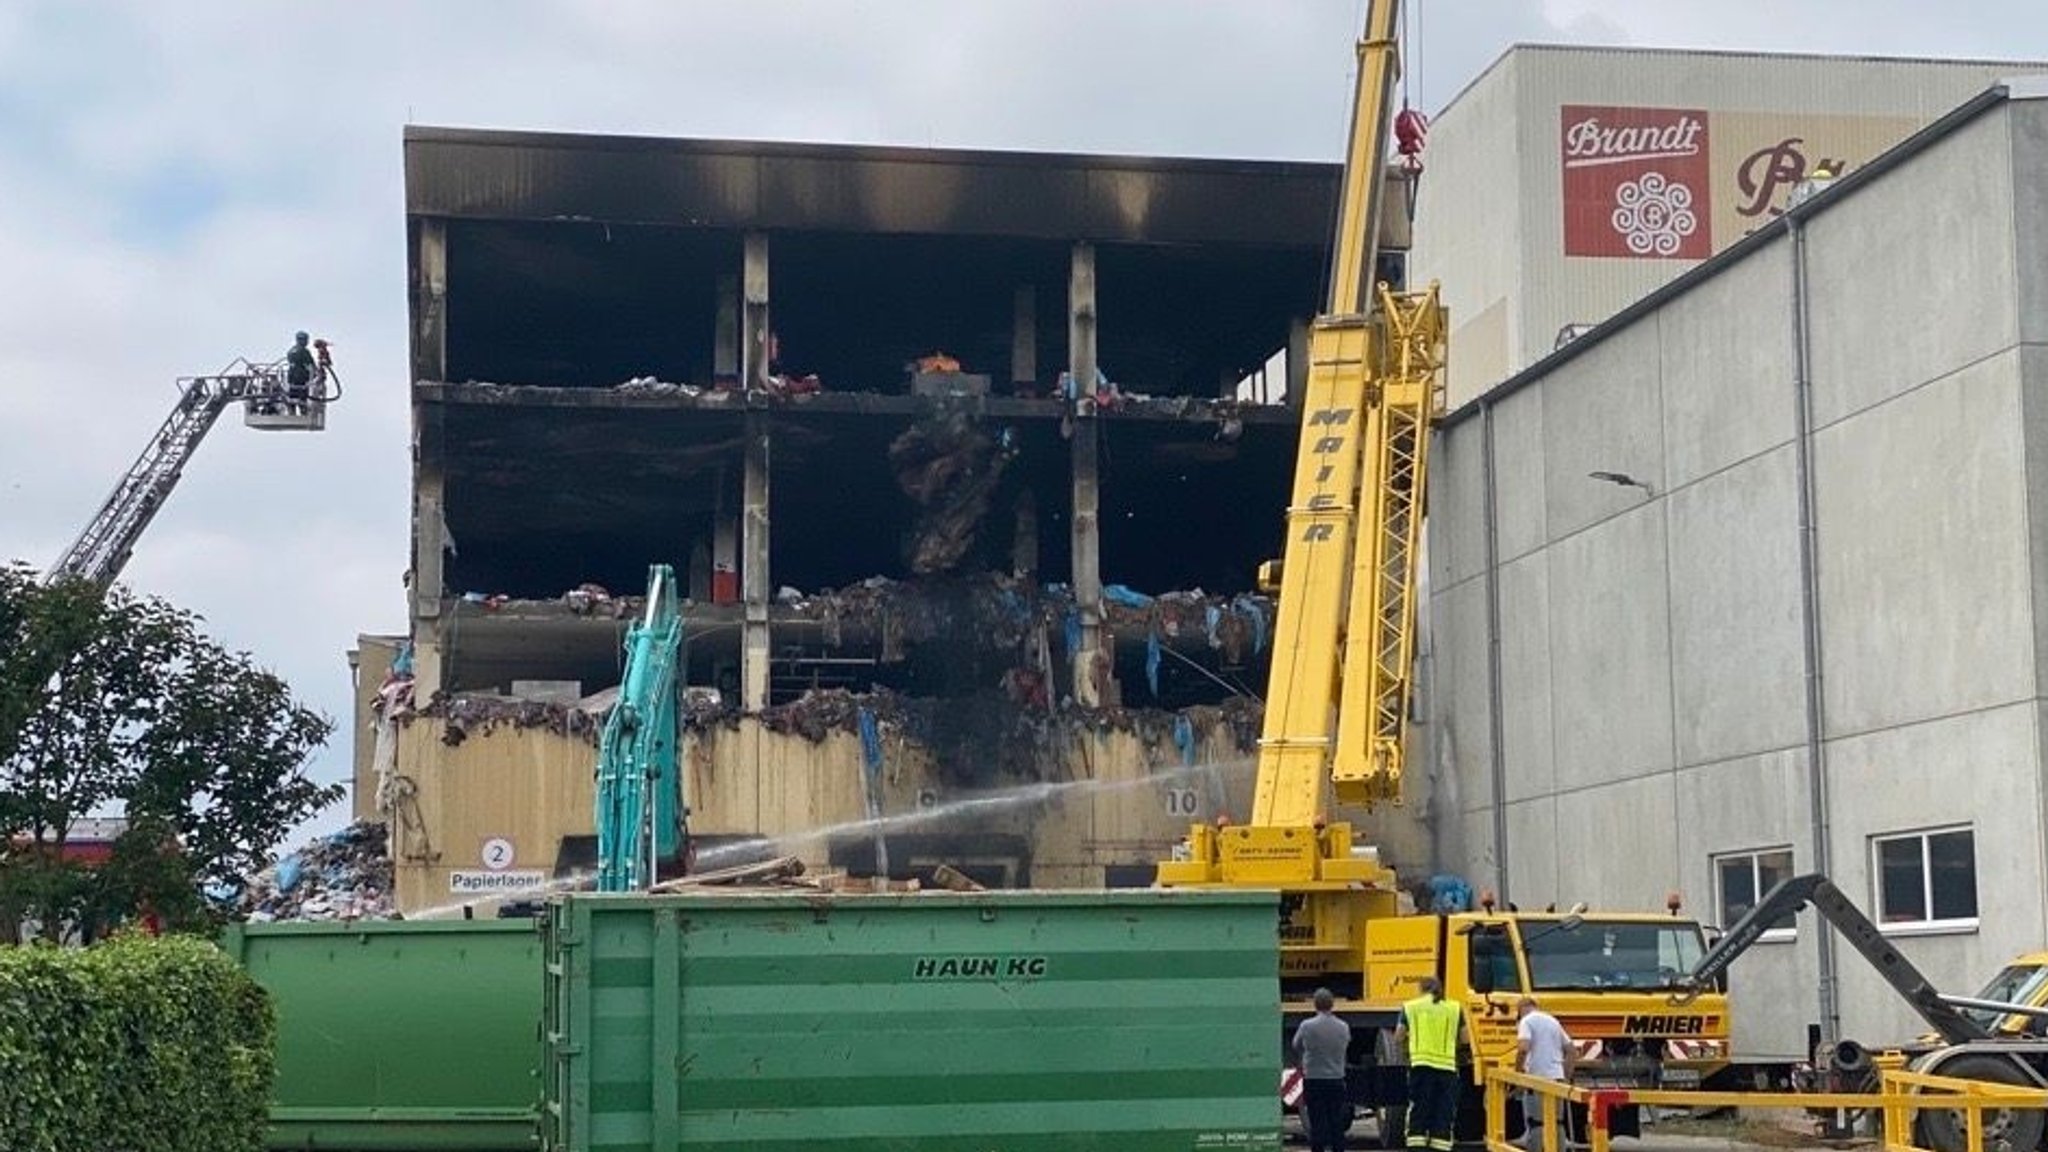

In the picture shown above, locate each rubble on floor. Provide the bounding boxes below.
[775,573,1273,667]
[715,684,1262,762]
[409,686,617,746]
[239,821,397,923]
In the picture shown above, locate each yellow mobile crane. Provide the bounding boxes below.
[1159,3,1733,1143]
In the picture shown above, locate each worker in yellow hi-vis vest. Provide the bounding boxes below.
[1394,976,1468,1152]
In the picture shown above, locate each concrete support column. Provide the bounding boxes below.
[407,220,450,698]
[742,234,771,390]
[1068,241,1109,707]
[741,415,772,711]
[1012,285,1038,394]
[714,272,740,386]
[410,466,446,695]
[413,218,448,383]
[1286,317,1310,408]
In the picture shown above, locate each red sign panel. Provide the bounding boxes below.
[1561,105,1712,259]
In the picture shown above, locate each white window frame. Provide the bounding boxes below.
[1712,847,1798,943]
[1870,825,1979,937]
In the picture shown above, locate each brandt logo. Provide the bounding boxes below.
[1563,114,1706,169]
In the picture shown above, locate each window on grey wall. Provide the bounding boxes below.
[1872,827,1978,928]
[1714,848,1796,936]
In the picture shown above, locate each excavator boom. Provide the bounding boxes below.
[593,563,687,892]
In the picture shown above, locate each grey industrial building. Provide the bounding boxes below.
[1425,77,2048,1058]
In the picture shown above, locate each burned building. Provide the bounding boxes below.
[368,127,1391,912]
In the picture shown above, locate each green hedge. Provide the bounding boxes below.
[0,934,274,1152]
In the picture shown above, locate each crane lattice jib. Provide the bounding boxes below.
[594,563,685,893]
[48,364,287,590]
[1245,0,1447,828]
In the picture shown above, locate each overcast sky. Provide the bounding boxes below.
[2,0,2041,849]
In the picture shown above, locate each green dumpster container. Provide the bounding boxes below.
[541,888,1281,1152]
[222,918,544,1151]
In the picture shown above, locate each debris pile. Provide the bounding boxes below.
[412,687,615,747]
[240,821,396,923]
[775,574,1272,666]
[888,409,1018,574]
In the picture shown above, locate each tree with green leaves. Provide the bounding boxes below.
[0,562,339,941]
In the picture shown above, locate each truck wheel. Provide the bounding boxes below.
[1919,1055,2046,1152]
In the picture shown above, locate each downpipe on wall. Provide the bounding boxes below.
[1481,403,1511,904]
[1788,215,1842,1047]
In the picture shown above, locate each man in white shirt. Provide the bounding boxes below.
[1515,996,1576,1150]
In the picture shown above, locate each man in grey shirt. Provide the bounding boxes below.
[1292,987,1354,1152]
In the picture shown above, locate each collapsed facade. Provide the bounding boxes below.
[356,128,1426,912]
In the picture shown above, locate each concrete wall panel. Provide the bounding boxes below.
[1667,445,1806,766]
[1547,504,1675,790]
[1674,747,1815,1058]
[1504,796,1560,911]
[1500,553,1555,802]
[1496,385,1549,563]
[1822,702,2047,1042]
[1658,247,1797,489]
[2014,98,2048,347]
[1805,111,2018,427]
[1546,773,1679,913]
[1816,349,2034,736]
[1435,575,1497,814]
[1541,321,1667,544]
[1433,422,1490,591]
[2023,346,2048,706]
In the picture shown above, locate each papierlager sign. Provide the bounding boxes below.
[450,869,547,894]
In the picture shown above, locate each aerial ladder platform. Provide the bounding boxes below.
[47,340,340,591]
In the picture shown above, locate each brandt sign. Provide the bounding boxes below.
[1561,105,1712,260]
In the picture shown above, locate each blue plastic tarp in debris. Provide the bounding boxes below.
[1146,631,1163,697]
[1063,610,1083,656]
[1103,583,1154,609]
[857,707,884,783]
[1173,714,1197,765]
[275,855,303,893]
[1238,595,1269,654]
[1427,873,1474,913]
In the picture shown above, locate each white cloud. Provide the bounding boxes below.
[2,0,2042,849]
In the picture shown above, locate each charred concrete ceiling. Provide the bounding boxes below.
[407,127,1344,395]
[422,384,1294,600]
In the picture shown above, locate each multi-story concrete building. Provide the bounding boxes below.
[1410,45,2045,406]
[358,128,1435,913]
[1425,77,2048,1059]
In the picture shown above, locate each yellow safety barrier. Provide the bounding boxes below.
[1482,1065,2048,1152]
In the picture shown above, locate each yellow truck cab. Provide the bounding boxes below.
[1920,953,2048,1042]
[1302,907,1729,1143]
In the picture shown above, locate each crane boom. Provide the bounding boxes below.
[1160,0,1443,943]
[593,563,687,893]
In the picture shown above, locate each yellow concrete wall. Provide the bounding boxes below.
[347,635,403,823]
[386,711,1265,914]
[388,721,599,913]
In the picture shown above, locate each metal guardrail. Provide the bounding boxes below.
[1483,1063,2048,1152]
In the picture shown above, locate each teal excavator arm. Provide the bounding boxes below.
[594,563,686,892]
